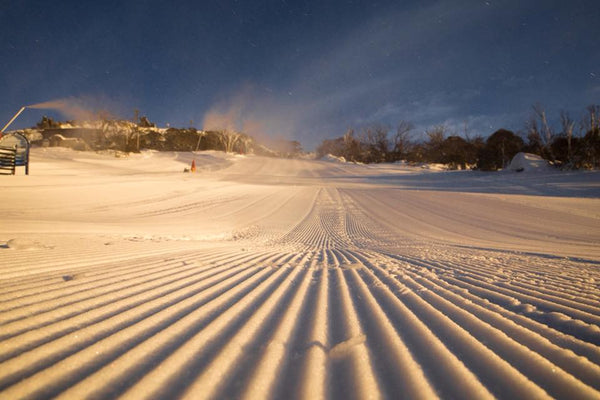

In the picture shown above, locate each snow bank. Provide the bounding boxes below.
[508,152,552,172]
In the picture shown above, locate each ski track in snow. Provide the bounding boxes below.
[1,149,600,399]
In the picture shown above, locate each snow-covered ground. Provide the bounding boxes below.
[1,148,599,399]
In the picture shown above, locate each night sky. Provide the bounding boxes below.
[1,0,598,148]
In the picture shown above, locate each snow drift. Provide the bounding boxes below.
[508,152,552,172]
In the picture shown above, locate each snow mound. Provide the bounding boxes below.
[508,152,552,172]
[321,154,346,163]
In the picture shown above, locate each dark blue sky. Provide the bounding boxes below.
[1,0,598,148]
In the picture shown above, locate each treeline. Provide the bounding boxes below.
[34,116,304,158]
[316,105,600,170]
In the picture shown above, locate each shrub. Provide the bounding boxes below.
[477,129,524,171]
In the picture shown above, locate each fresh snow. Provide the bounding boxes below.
[1,147,599,399]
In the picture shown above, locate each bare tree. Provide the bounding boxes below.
[585,105,600,133]
[531,103,555,161]
[343,129,361,162]
[372,124,390,161]
[359,124,389,163]
[237,133,253,154]
[525,114,543,152]
[581,105,600,168]
[392,121,414,160]
[425,124,447,163]
[218,129,241,153]
[426,124,446,143]
[560,111,575,164]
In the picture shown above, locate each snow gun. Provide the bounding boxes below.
[0,106,27,138]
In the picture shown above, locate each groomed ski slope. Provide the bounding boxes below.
[1,148,599,399]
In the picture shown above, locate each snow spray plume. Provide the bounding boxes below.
[202,102,244,133]
[27,97,118,122]
[202,87,296,148]
[27,99,96,121]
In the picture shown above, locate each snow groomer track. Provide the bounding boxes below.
[1,149,600,399]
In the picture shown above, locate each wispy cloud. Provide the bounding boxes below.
[202,1,589,147]
[274,1,504,144]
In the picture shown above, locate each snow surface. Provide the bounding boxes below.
[1,147,600,399]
